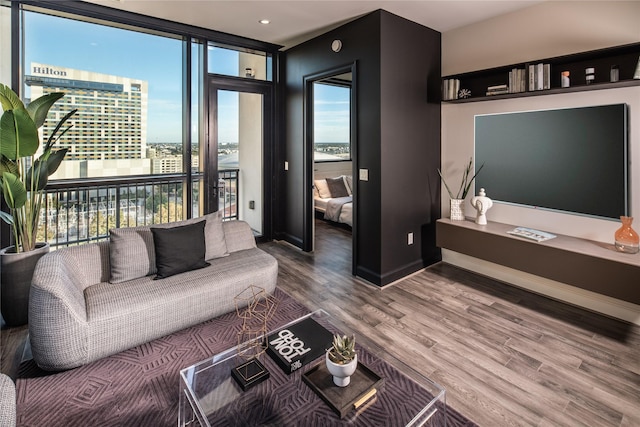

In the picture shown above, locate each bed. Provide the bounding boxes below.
[313,175,353,227]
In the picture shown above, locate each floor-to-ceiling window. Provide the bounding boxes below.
[2,1,277,249]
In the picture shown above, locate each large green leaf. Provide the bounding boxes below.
[1,172,27,210]
[0,210,14,226]
[44,109,77,151]
[25,148,68,191]
[26,92,64,128]
[26,156,49,192]
[46,148,68,175]
[0,84,25,111]
[0,155,19,176]
[0,109,39,159]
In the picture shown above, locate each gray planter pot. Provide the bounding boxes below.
[1,243,49,327]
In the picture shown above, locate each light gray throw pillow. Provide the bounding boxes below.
[109,211,228,284]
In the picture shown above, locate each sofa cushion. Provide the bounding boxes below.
[108,212,228,284]
[109,227,156,284]
[151,221,210,279]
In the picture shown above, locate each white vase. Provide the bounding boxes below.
[450,199,465,221]
[325,352,357,387]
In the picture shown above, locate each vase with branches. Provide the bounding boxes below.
[438,157,484,220]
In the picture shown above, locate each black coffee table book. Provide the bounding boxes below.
[266,317,334,374]
[303,361,385,419]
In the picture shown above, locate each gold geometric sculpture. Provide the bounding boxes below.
[234,285,278,361]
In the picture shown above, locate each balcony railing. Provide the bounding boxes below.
[38,170,238,249]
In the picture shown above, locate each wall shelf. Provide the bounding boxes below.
[442,42,640,103]
[436,218,640,305]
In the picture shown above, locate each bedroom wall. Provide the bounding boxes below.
[441,1,640,323]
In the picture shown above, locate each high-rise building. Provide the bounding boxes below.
[25,62,150,178]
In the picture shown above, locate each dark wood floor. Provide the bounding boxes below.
[2,219,639,426]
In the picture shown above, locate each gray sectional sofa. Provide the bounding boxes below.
[0,374,16,427]
[29,214,278,371]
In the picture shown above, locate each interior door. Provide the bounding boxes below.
[208,79,272,238]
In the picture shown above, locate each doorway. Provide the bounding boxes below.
[304,63,357,274]
[208,79,273,239]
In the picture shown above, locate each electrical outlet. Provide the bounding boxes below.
[408,232,414,245]
[359,168,368,181]
[249,200,255,209]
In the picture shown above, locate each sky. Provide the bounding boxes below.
[314,82,350,143]
[24,10,349,145]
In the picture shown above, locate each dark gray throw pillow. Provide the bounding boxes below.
[151,220,210,279]
[326,177,349,198]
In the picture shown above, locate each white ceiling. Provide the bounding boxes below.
[87,0,544,49]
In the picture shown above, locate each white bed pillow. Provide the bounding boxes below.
[314,179,332,198]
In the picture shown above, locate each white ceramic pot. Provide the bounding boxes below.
[325,352,357,387]
[450,199,465,221]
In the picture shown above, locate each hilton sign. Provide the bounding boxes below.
[32,66,67,77]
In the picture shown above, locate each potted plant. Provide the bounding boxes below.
[437,157,484,221]
[0,84,76,326]
[325,333,357,387]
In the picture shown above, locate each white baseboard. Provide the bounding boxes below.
[442,249,640,326]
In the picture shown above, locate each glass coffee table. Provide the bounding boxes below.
[179,310,446,426]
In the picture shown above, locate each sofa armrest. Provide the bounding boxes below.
[223,220,257,253]
[29,250,90,371]
[0,374,16,427]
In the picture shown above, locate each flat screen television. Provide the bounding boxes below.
[474,104,628,220]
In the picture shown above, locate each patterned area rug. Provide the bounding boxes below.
[16,288,477,426]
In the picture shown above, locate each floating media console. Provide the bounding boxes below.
[436,219,640,305]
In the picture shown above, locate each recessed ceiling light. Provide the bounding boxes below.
[259,19,270,25]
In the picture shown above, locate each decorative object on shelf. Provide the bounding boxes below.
[634,56,640,79]
[438,157,484,221]
[610,65,620,82]
[458,88,471,99]
[449,199,465,221]
[326,334,357,387]
[231,285,278,390]
[245,67,255,78]
[470,188,493,225]
[0,84,76,326]
[561,71,570,88]
[614,216,639,254]
[585,67,595,84]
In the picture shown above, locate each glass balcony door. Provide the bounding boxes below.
[208,80,271,237]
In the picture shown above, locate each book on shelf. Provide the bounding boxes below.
[509,68,526,93]
[442,78,460,100]
[266,316,334,374]
[529,63,551,91]
[486,84,509,96]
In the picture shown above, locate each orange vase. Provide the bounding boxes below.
[614,216,639,254]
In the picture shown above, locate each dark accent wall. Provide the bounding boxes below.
[280,10,441,286]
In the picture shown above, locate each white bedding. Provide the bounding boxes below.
[314,196,352,226]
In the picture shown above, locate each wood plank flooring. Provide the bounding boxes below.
[268,219,640,427]
[2,218,639,426]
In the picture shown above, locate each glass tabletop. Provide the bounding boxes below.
[179,310,446,426]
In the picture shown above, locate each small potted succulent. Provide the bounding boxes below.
[325,333,357,387]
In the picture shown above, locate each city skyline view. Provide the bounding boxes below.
[24,11,351,146]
